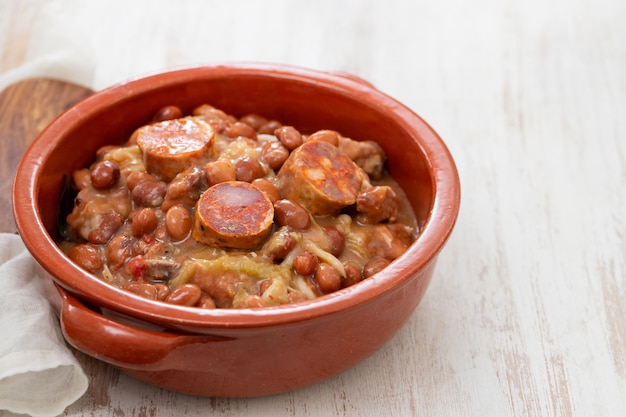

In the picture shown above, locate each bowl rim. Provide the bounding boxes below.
[13,63,460,329]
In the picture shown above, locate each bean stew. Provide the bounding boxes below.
[59,103,418,309]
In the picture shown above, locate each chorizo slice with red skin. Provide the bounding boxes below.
[192,181,274,249]
[135,117,214,182]
[276,140,365,216]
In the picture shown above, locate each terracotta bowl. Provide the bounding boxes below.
[13,64,460,397]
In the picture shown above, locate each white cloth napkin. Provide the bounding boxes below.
[0,234,88,417]
[0,9,97,413]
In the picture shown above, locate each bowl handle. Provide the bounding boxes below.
[58,286,227,370]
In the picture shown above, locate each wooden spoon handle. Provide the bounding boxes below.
[0,78,93,233]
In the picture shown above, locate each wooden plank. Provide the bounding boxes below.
[0,78,92,234]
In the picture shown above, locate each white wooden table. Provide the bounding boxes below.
[1,0,625,415]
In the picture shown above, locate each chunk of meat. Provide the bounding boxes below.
[135,117,214,182]
[66,180,131,244]
[161,166,206,211]
[338,136,386,179]
[366,223,415,260]
[356,185,399,224]
[192,181,274,249]
[276,140,366,216]
[259,226,298,262]
[142,257,180,280]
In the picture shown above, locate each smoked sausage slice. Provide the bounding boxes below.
[136,117,214,182]
[192,181,274,249]
[276,140,365,216]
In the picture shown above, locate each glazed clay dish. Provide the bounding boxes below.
[13,64,460,397]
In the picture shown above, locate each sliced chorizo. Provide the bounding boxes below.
[135,117,214,182]
[276,140,366,216]
[192,181,274,249]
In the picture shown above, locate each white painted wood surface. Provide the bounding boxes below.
[1,0,625,415]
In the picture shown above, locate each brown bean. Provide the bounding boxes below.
[143,240,166,258]
[274,199,311,230]
[165,284,202,306]
[274,126,303,151]
[90,160,120,189]
[124,282,157,300]
[226,121,257,140]
[235,157,266,182]
[342,261,363,287]
[233,294,268,309]
[261,141,290,171]
[239,113,267,131]
[293,251,318,276]
[363,257,391,278]
[131,180,167,207]
[258,119,282,134]
[105,234,134,270]
[307,129,340,146]
[131,207,158,237]
[251,178,280,203]
[153,105,183,122]
[154,283,171,301]
[259,279,272,295]
[315,263,342,293]
[205,160,236,186]
[325,226,345,257]
[68,244,102,273]
[87,212,123,244]
[165,204,192,241]
[192,104,237,123]
[125,170,156,191]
